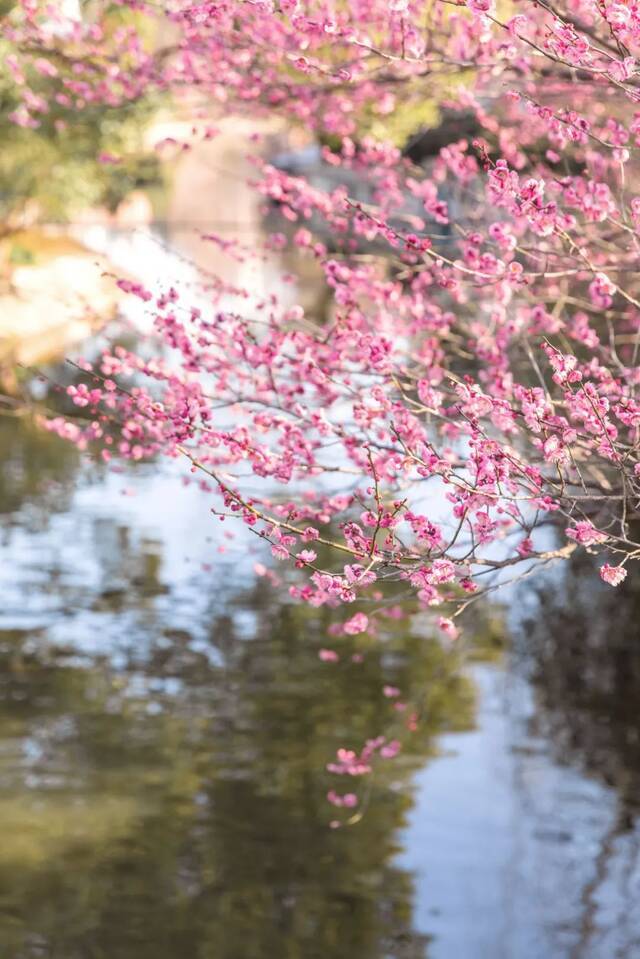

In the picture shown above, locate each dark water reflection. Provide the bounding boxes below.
[521,548,640,812]
[2,395,640,958]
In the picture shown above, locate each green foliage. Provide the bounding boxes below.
[366,97,441,148]
[0,78,162,223]
[0,0,163,226]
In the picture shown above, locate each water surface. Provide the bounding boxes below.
[2,397,640,959]
[2,130,640,955]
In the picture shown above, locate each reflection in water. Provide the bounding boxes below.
[0,406,474,959]
[0,412,80,518]
[514,553,640,959]
[3,380,640,956]
[521,549,640,810]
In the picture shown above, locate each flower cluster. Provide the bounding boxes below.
[7,2,640,808]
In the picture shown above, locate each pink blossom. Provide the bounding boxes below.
[466,0,492,13]
[271,544,289,561]
[318,648,339,662]
[600,565,627,586]
[326,747,371,776]
[33,58,58,78]
[608,58,636,83]
[296,549,317,565]
[327,790,358,808]
[566,522,607,547]
[343,612,369,635]
[301,527,320,542]
[437,617,459,640]
[517,538,534,558]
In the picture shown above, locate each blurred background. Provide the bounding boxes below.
[2,3,640,958]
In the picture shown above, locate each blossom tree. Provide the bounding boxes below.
[5,0,640,624]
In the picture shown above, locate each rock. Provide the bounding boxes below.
[0,230,121,377]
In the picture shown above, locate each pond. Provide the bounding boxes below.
[3,330,640,959]
[2,131,640,958]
